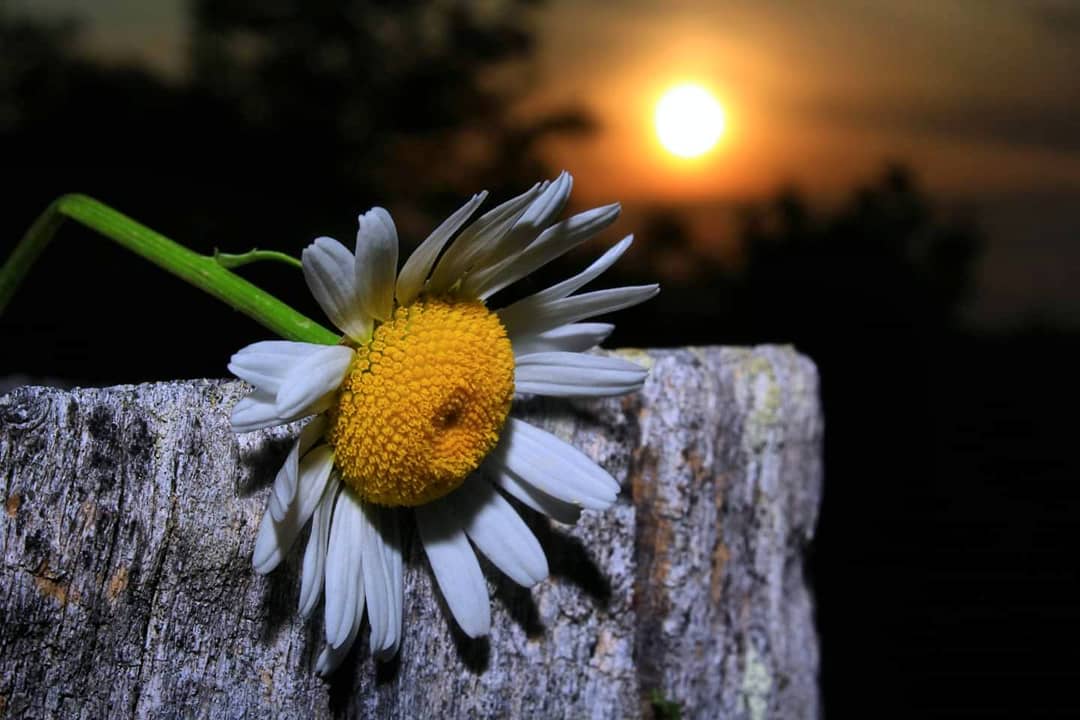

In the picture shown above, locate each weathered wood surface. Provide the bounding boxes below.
[0,346,822,719]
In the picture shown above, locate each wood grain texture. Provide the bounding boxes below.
[0,346,822,719]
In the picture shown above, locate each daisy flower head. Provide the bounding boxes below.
[229,172,658,673]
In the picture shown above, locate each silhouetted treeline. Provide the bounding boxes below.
[612,164,982,349]
[0,2,591,382]
[2,1,592,249]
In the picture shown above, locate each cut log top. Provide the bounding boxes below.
[0,346,822,719]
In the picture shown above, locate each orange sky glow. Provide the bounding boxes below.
[25,0,1080,205]
[523,0,1080,205]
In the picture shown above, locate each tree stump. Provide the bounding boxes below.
[0,346,822,719]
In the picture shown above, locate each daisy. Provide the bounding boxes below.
[229,172,657,673]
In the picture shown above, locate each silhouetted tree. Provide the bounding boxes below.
[188,0,593,231]
[738,164,982,339]
[614,164,982,349]
[0,2,592,383]
[635,208,698,282]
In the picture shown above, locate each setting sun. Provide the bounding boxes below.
[654,83,726,159]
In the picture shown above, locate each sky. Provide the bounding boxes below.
[530,0,1080,203]
[17,0,1080,327]
[526,0,1080,327]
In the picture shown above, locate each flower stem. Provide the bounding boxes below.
[0,194,339,345]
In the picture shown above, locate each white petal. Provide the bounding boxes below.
[229,340,327,395]
[511,323,614,357]
[465,202,621,300]
[462,172,573,279]
[252,444,335,574]
[274,345,353,419]
[229,342,342,433]
[396,192,488,306]
[381,509,404,659]
[487,464,582,525]
[269,415,327,522]
[316,563,365,675]
[360,503,404,658]
[270,426,303,522]
[514,351,648,398]
[515,171,572,234]
[230,390,335,434]
[427,182,543,294]
[324,489,366,648]
[229,390,282,433]
[499,284,659,340]
[301,237,371,342]
[416,500,491,638]
[451,475,548,587]
[493,418,619,510]
[298,471,340,617]
[522,235,633,306]
[355,207,399,322]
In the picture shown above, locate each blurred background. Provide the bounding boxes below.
[2,0,1079,715]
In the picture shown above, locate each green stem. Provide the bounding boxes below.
[0,194,339,345]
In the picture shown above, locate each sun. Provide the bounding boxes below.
[654,84,726,159]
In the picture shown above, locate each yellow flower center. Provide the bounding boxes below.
[327,298,515,507]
